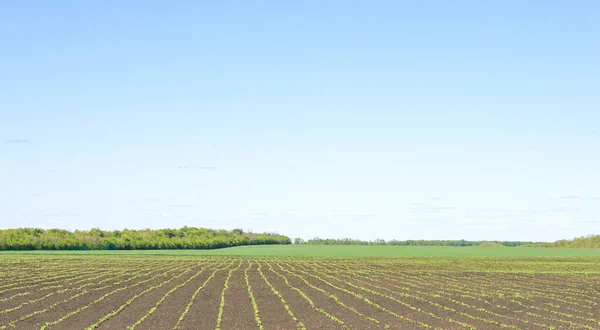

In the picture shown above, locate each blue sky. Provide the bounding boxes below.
[1,1,599,241]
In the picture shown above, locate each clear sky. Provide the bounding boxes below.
[1,1,599,242]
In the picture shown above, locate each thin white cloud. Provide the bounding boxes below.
[40,212,84,217]
[155,213,187,219]
[409,203,457,212]
[476,207,582,216]
[406,217,453,223]
[332,213,378,217]
[553,195,600,201]
[178,165,218,170]
[462,215,504,219]
[4,139,30,144]
[548,207,581,213]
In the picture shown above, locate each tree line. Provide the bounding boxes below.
[527,235,600,248]
[3,227,597,250]
[0,227,291,250]
[293,237,535,247]
[295,236,600,248]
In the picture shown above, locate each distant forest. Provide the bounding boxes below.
[528,235,600,248]
[0,227,291,250]
[294,238,533,247]
[1,227,599,250]
[295,236,600,248]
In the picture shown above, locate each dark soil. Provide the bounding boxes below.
[2,257,599,330]
[218,262,259,330]
[246,262,299,330]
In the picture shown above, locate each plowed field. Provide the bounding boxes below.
[1,256,599,329]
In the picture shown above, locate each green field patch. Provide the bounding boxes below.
[3,245,600,257]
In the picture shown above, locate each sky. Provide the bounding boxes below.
[1,1,599,242]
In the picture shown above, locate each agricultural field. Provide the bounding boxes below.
[5,245,600,257]
[1,255,600,329]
